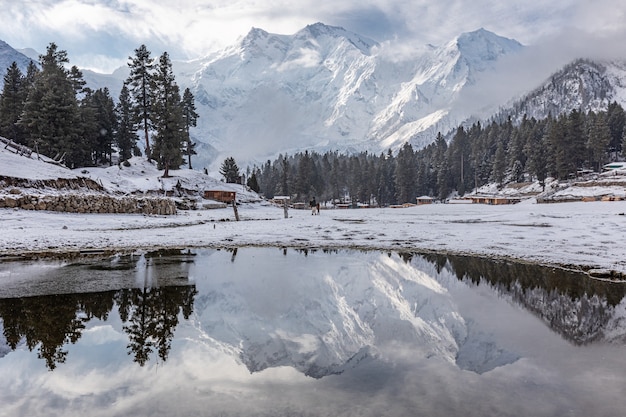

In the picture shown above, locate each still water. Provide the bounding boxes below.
[0,248,625,417]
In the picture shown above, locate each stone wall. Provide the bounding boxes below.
[0,192,177,215]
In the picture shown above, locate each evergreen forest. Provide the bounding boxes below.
[0,43,198,176]
[250,104,626,205]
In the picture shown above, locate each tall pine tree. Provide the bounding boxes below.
[0,62,26,143]
[151,52,185,177]
[181,88,198,169]
[115,84,139,162]
[126,44,154,160]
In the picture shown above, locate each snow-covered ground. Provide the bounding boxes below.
[1,146,626,276]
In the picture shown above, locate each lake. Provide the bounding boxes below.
[0,248,625,417]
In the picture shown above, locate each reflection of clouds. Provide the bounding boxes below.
[2,249,626,416]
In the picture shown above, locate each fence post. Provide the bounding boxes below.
[232,200,240,221]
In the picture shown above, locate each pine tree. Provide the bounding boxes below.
[0,62,26,143]
[279,155,290,196]
[77,88,99,166]
[295,150,313,200]
[525,120,548,188]
[606,101,625,158]
[126,44,154,160]
[151,52,185,177]
[376,149,396,206]
[587,111,611,172]
[19,43,82,167]
[491,140,506,186]
[220,156,240,183]
[181,88,199,169]
[394,142,417,203]
[115,84,139,162]
[92,88,117,165]
[247,172,260,193]
[567,109,586,175]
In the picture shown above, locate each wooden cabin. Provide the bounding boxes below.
[416,196,434,205]
[204,189,236,203]
[470,196,520,205]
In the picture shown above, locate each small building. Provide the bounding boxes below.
[204,189,236,203]
[416,196,434,205]
[470,196,520,205]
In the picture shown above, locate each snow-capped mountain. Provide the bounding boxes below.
[178,23,524,169]
[495,59,626,124]
[0,40,36,77]
[5,23,626,173]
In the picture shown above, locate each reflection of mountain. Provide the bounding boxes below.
[424,253,626,345]
[191,250,520,377]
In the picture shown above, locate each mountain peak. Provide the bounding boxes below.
[296,22,378,55]
[455,28,523,61]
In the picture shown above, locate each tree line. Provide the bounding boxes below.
[250,103,626,205]
[0,43,198,176]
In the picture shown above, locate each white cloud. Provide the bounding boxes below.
[0,0,625,73]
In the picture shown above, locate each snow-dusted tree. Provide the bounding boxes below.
[19,43,82,167]
[181,87,198,169]
[395,142,417,203]
[151,52,185,177]
[247,172,260,192]
[0,62,26,143]
[220,156,240,183]
[115,84,139,162]
[92,88,117,165]
[587,111,611,172]
[126,44,154,160]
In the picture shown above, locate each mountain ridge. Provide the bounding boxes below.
[1,24,625,172]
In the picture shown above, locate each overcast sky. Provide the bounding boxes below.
[0,0,624,73]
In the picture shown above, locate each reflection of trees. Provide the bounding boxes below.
[116,286,197,366]
[0,292,112,370]
[418,253,626,344]
[0,285,196,370]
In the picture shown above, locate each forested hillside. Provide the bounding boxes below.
[251,103,626,205]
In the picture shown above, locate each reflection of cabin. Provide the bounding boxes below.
[470,196,520,205]
[204,189,236,203]
[416,196,434,205]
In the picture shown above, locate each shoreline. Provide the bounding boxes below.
[2,200,626,280]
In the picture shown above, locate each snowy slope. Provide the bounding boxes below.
[495,59,626,124]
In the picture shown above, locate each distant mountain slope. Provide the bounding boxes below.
[0,40,36,77]
[493,59,626,124]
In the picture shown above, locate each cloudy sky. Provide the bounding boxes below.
[0,0,624,73]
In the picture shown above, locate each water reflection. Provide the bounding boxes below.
[421,253,626,344]
[0,286,196,370]
[0,249,197,370]
[0,248,625,417]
